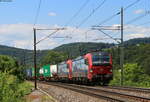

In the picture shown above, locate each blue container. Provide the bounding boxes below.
[26,68,32,78]
[57,62,68,78]
[72,56,88,78]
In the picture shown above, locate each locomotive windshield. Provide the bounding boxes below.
[92,53,110,65]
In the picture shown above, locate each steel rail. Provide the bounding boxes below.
[106,86,150,94]
[67,84,150,102]
[38,81,125,102]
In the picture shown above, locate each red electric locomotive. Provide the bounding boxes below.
[87,52,113,85]
[66,51,113,85]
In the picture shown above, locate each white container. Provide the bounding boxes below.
[50,65,57,77]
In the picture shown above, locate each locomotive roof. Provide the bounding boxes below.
[91,51,109,56]
[72,56,83,61]
[58,61,66,65]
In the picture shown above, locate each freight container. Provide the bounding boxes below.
[39,67,44,75]
[43,64,51,78]
[39,67,44,80]
[25,68,32,79]
[31,67,40,79]
[57,62,68,78]
[32,67,35,77]
[50,65,57,77]
[72,56,88,78]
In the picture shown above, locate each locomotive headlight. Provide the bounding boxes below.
[110,69,113,72]
[90,69,93,73]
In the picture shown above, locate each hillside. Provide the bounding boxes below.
[0,37,150,66]
[0,45,47,66]
[0,45,32,62]
[53,42,114,58]
[124,37,150,46]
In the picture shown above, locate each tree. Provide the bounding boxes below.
[110,63,150,87]
[0,55,25,80]
[0,55,17,72]
[41,50,68,65]
[0,72,33,102]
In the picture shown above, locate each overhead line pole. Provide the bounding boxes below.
[120,7,124,86]
[33,28,37,90]
[33,27,66,90]
[91,8,124,86]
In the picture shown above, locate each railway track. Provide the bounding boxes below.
[107,86,150,93]
[96,86,150,99]
[38,81,150,102]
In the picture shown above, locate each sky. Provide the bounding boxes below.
[0,0,150,50]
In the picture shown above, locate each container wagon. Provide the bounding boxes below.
[57,62,69,82]
[50,65,58,80]
[39,67,44,80]
[25,68,32,80]
[31,67,40,80]
[43,64,52,81]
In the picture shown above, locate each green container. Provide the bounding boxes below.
[32,67,40,77]
[37,68,40,77]
[32,67,35,77]
[43,64,51,77]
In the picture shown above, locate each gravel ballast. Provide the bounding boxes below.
[38,82,107,102]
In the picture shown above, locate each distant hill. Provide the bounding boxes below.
[53,42,114,58]
[53,37,150,58]
[0,45,47,66]
[124,37,150,46]
[0,37,150,66]
[0,45,32,65]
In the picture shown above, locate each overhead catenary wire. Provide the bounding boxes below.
[57,0,91,42]
[36,30,60,44]
[97,29,121,44]
[89,0,141,45]
[126,11,150,25]
[24,0,42,52]
[64,0,90,26]
[77,0,107,28]
[68,0,107,40]
[124,0,141,11]
[97,0,141,26]
[33,0,42,27]
[136,20,150,26]
[98,12,120,26]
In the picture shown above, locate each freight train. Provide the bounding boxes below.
[26,51,113,85]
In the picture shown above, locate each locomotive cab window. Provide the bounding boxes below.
[92,53,110,65]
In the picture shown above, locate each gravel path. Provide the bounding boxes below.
[25,89,56,102]
[38,83,107,102]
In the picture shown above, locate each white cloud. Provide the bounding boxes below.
[126,33,145,39]
[48,12,56,16]
[125,25,150,34]
[124,25,150,40]
[13,40,33,49]
[37,39,59,50]
[0,23,150,50]
[0,23,56,49]
[0,24,32,36]
[134,9,144,14]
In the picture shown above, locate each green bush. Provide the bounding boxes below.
[0,55,25,81]
[0,55,17,72]
[110,63,150,88]
[0,72,33,102]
